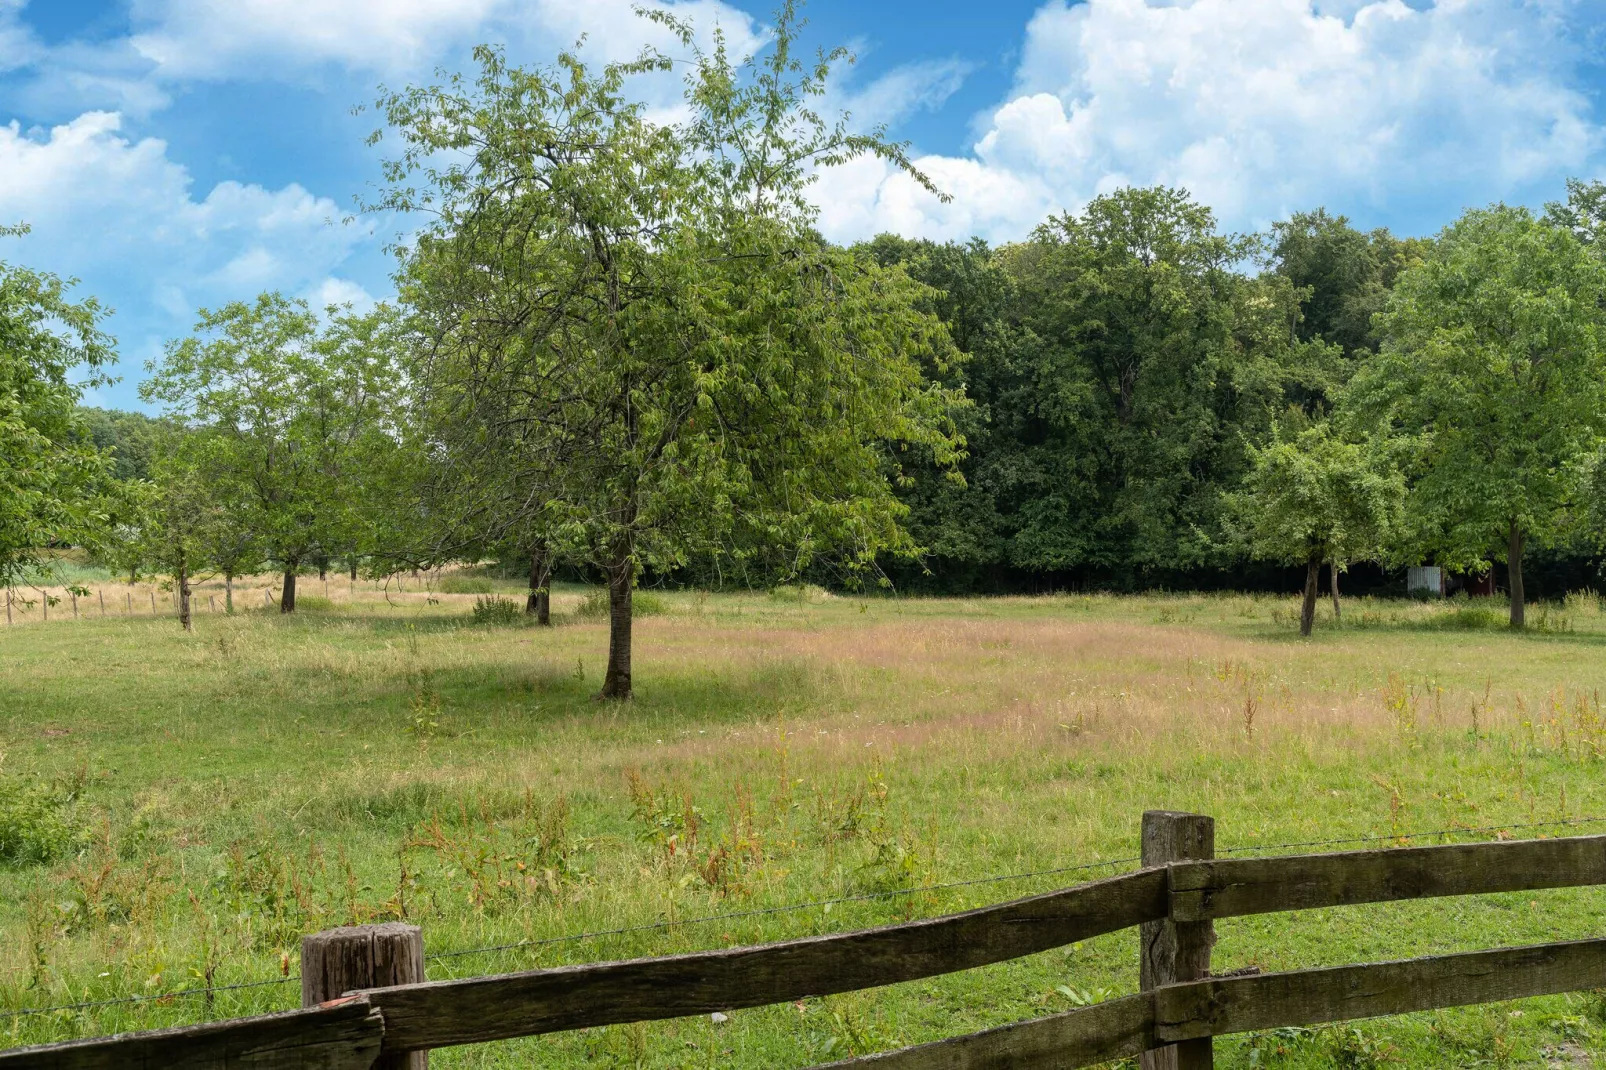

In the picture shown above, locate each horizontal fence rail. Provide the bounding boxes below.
[360,869,1167,1052]
[4,819,1606,1069]
[818,939,1606,1069]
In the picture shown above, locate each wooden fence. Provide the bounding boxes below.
[6,811,1606,1069]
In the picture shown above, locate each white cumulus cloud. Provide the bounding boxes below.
[0,111,369,354]
[128,0,503,78]
[816,0,1602,243]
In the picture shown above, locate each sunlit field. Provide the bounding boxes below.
[4,580,1606,1067]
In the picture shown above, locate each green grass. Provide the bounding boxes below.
[3,587,1606,1066]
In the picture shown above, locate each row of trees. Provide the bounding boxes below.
[10,4,1606,680]
[873,185,1606,634]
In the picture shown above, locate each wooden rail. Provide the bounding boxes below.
[3,819,1605,1069]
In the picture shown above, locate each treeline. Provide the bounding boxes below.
[857,190,1606,605]
[9,6,1606,695]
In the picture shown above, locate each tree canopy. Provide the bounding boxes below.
[1350,205,1606,627]
[0,228,118,590]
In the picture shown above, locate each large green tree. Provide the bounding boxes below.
[1001,187,1308,576]
[1351,205,1606,627]
[378,5,965,698]
[0,229,117,591]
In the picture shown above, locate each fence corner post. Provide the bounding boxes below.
[302,922,426,1069]
[1140,810,1215,1070]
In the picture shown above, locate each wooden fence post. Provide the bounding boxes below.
[302,922,425,1069]
[150,590,156,614]
[1140,810,1215,1070]
[99,590,105,617]
[71,592,78,619]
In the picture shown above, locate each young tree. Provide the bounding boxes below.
[143,450,210,632]
[1351,206,1606,627]
[142,296,396,613]
[378,5,965,698]
[1236,421,1404,636]
[0,229,117,592]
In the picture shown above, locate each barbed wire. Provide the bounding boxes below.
[7,814,1606,1022]
[1218,814,1606,855]
[424,853,1143,963]
[0,976,297,1021]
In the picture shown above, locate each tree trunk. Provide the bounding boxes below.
[224,570,234,614]
[349,557,359,582]
[317,556,329,582]
[281,567,298,614]
[1508,522,1526,629]
[599,551,634,700]
[526,541,552,626]
[1329,561,1341,620]
[1300,555,1320,637]
[178,550,192,633]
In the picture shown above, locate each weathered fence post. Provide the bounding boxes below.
[71,592,78,619]
[149,590,156,614]
[302,922,425,1068]
[1140,810,1215,1070]
[99,589,105,617]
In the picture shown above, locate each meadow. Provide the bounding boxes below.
[3,577,1606,1067]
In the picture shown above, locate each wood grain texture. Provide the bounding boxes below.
[817,938,1606,1068]
[1156,937,1606,1041]
[303,924,426,1070]
[0,997,383,1070]
[1169,834,1606,922]
[369,869,1168,1052]
[1139,811,1214,1070]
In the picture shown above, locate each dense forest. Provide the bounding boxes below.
[850,188,1599,599]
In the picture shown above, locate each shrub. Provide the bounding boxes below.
[1428,605,1505,630]
[575,589,667,620]
[442,576,495,594]
[471,595,524,626]
[0,775,85,866]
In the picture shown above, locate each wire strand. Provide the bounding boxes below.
[0,976,297,1020]
[8,816,1606,1021]
[424,854,1143,962]
[1218,815,1606,855]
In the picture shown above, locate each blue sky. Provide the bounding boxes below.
[2,0,1605,410]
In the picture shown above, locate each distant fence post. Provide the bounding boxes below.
[302,922,425,1068]
[1140,810,1215,1070]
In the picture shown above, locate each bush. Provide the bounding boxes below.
[0,775,85,866]
[575,589,668,620]
[1428,605,1505,630]
[471,595,524,626]
[290,595,334,613]
[441,576,495,594]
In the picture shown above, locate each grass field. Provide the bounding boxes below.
[4,578,1606,1067]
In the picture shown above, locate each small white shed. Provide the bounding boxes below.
[1407,566,1444,598]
